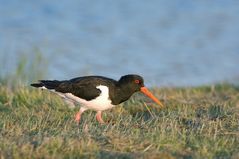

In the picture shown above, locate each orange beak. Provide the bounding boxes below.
[140,87,164,108]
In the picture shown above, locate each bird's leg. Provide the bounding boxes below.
[75,107,87,124]
[75,112,81,123]
[96,111,105,124]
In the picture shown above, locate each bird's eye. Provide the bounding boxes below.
[134,79,140,84]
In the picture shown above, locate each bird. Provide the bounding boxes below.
[31,74,164,124]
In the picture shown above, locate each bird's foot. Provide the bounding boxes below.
[96,111,105,124]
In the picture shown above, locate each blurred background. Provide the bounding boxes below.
[0,0,238,87]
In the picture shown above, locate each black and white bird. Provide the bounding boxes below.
[31,74,164,124]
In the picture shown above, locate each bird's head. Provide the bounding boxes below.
[118,74,164,108]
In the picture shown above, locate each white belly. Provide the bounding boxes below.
[62,85,115,111]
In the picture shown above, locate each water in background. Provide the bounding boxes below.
[0,0,239,86]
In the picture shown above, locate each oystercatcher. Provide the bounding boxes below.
[31,74,164,124]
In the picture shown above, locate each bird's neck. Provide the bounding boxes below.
[110,83,136,105]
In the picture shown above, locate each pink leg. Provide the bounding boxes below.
[96,111,105,124]
[75,112,81,123]
[75,107,87,124]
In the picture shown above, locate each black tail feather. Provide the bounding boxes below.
[31,80,61,89]
[30,83,44,88]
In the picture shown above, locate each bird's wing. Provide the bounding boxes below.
[55,81,101,101]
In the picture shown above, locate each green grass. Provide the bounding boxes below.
[0,84,239,159]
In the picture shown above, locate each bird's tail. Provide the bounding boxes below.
[31,80,61,90]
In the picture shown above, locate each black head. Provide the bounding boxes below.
[115,74,164,107]
[118,74,144,92]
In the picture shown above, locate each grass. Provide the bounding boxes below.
[0,83,238,159]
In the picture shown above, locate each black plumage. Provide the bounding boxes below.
[31,74,163,124]
[31,75,144,104]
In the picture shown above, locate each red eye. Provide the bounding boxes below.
[134,79,140,84]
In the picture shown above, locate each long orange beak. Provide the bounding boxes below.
[140,87,164,108]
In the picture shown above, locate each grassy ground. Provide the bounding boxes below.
[0,83,239,159]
